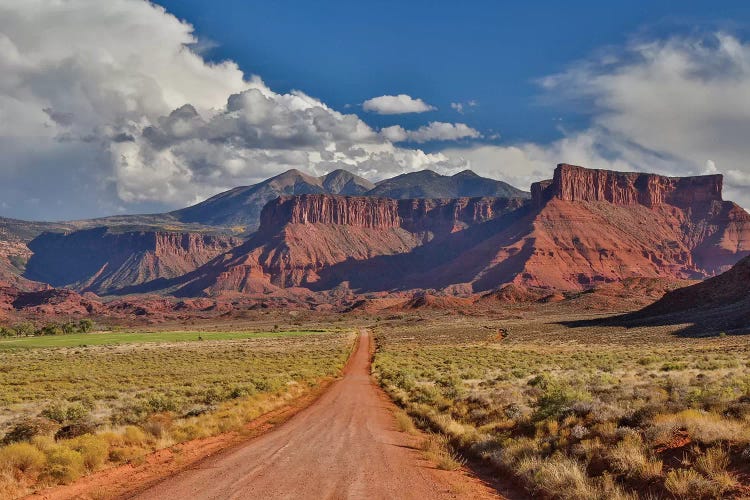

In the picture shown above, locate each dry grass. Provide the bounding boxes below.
[420,434,465,471]
[393,409,418,435]
[372,314,750,498]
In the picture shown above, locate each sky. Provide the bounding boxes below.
[1,0,750,220]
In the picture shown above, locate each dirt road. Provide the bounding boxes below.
[133,331,499,499]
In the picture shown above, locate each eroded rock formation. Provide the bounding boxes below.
[25,228,240,295]
[532,163,723,208]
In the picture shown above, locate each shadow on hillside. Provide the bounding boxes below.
[310,208,535,293]
[558,308,750,338]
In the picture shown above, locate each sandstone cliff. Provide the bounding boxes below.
[532,164,723,208]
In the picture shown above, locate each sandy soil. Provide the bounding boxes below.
[129,330,500,499]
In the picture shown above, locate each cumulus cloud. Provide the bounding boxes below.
[0,0,462,219]
[381,122,481,143]
[444,32,750,208]
[362,94,436,114]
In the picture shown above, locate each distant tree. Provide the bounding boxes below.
[14,321,35,337]
[0,326,15,338]
[78,319,94,333]
[61,321,77,335]
[40,324,63,336]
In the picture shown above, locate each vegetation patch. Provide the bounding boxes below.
[373,320,750,499]
[0,329,354,497]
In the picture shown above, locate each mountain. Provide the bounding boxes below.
[170,168,526,232]
[6,163,750,304]
[159,164,750,297]
[170,169,374,230]
[321,169,376,195]
[367,169,529,200]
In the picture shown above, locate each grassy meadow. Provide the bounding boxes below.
[0,328,354,497]
[0,329,325,349]
[373,315,750,499]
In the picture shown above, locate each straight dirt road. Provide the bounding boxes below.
[133,331,500,499]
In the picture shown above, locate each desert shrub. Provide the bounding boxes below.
[519,454,597,499]
[664,468,714,498]
[534,382,591,421]
[2,418,57,444]
[55,421,97,440]
[607,434,662,480]
[108,445,145,463]
[41,402,90,425]
[0,443,46,473]
[394,410,417,435]
[652,410,748,444]
[44,446,84,483]
[143,413,173,438]
[695,446,730,478]
[68,435,109,471]
[123,426,147,446]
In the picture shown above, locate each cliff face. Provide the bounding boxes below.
[532,164,723,208]
[260,194,524,234]
[25,228,240,295]
[176,194,525,294]
[261,195,401,229]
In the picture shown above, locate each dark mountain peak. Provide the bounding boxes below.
[268,168,323,187]
[366,169,528,200]
[321,169,375,195]
[452,169,480,178]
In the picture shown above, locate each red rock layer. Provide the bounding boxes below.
[261,195,401,229]
[260,194,523,234]
[532,163,723,208]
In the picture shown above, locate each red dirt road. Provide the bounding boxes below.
[133,331,500,499]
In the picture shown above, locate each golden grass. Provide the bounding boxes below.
[372,316,750,498]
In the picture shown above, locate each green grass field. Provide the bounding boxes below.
[0,329,325,349]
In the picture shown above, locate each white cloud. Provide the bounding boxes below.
[382,122,481,143]
[0,0,462,219]
[443,32,750,208]
[362,94,436,114]
[450,100,478,114]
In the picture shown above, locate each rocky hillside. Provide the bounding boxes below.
[25,228,240,295]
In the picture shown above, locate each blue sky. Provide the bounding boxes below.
[155,0,750,145]
[1,0,750,219]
